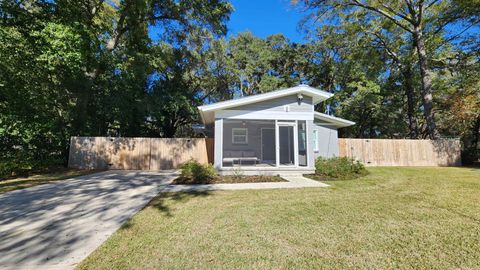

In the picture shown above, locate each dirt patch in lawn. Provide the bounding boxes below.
[172,175,286,185]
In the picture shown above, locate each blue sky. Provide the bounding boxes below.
[148,0,307,43]
[227,0,306,43]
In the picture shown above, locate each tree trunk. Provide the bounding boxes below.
[162,120,177,138]
[402,65,419,138]
[86,2,129,80]
[413,26,440,139]
[471,116,480,151]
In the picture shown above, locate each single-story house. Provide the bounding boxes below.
[198,85,355,175]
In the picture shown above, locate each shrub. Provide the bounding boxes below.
[231,167,244,180]
[461,147,480,166]
[180,159,217,183]
[0,133,66,180]
[314,157,368,180]
[0,152,35,180]
[0,153,64,180]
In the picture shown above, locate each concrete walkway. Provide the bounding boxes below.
[159,174,329,193]
[0,171,327,270]
[0,170,178,270]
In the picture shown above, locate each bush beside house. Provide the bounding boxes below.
[175,159,286,184]
[309,157,368,180]
[179,159,217,184]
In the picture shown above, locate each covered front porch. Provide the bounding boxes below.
[215,119,313,174]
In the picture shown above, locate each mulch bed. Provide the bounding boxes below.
[172,175,286,185]
[304,172,368,181]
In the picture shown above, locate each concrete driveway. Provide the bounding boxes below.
[0,170,178,270]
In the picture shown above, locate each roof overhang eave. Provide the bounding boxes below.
[314,112,356,128]
[198,86,333,113]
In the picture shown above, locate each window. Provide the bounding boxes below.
[232,128,248,144]
[312,129,319,152]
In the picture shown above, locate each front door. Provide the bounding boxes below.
[261,128,275,163]
[277,123,297,166]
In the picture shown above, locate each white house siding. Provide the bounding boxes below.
[309,121,339,160]
[226,95,313,113]
[214,95,314,122]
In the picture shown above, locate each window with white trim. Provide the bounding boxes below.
[232,128,248,144]
[312,129,319,151]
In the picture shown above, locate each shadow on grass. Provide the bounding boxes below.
[119,190,212,231]
[466,166,480,172]
[150,191,211,217]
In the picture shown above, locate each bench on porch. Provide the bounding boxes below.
[223,151,259,166]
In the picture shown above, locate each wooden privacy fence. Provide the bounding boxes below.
[338,138,461,166]
[69,137,461,170]
[68,137,214,170]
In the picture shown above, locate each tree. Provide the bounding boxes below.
[145,29,231,137]
[0,0,233,177]
[225,32,301,96]
[293,0,479,139]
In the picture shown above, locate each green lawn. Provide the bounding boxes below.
[77,167,480,269]
[0,168,97,194]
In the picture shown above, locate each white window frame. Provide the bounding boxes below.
[232,128,248,144]
[312,129,319,152]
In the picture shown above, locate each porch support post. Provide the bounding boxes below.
[306,120,314,168]
[275,120,279,167]
[214,118,223,170]
[294,121,299,167]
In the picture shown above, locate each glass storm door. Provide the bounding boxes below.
[297,120,308,166]
[278,125,296,166]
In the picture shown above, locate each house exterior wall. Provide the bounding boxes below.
[231,95,313,113]
[211,94,342,172]
[214,95,314,121]
[310,121,339,160]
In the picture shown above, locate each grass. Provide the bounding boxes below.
[77,167,480,269]
[0,168,97,194]
[172,175,286,184]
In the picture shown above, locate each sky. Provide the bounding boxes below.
[226,0,306,43]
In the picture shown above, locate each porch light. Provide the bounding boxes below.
[297,93,303,103]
